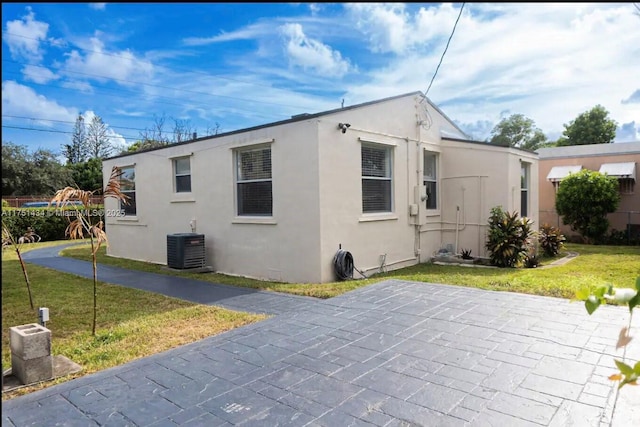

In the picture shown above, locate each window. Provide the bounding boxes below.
[424,151,438,210]
[119,166,136,216]
[619,178,635,194]
[173,157,191,193]
[236,146,272,216]
[362,143,392,213]
[521,162,529,217]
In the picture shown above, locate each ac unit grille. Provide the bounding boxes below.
[167,233,205,269]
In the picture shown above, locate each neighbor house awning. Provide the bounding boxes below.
[547,165,582,182]
[599,162,636,181]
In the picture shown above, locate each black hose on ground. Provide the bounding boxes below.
[333,249,367,281]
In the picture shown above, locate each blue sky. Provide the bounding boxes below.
[2,2,639,156]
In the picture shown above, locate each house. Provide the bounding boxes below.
[102,92,538,284]
[537,141,640,241]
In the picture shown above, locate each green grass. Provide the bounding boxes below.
[1,240,267,400]
[61,242,640,300]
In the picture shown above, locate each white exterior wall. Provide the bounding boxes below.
[103,92,539,284]
[436,141,539,258]
[103,121,324,283]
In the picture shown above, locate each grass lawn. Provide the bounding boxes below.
[1,240,268,400]
[61,242,640,300]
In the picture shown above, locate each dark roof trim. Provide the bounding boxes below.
[106,91,426,161]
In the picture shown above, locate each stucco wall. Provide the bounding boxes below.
[103,121,324,283]
[102,93,540,284]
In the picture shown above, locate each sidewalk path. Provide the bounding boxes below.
[21,244,318,315]
[2,246,638,426]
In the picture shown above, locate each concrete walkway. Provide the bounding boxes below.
[3,246,639,426]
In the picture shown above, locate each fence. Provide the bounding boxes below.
[540,210,640,245]
[2,195,104,208]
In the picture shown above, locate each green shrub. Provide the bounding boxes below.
[486,206,534,268]
[1,208,104,241]
[460,248,473,259]
[539,223,566,257]
[1,199,9,208]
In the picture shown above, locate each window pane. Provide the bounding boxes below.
[521,190,528,217]
[362,146,390,178]
[174,158,190,175]
[425,180,437,210]
[238,149,271,181]
[121,191,136,215]
[119,167,135,191]
[521,164,528,189]
[238,181,272,215]
[176,175,191,193]
[362,179,391,212]
[424,153,437,180]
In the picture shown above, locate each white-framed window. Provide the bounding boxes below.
[361,143,393,213]
[173,156,191,193]
[235,145,272,216]
[424,151,438,210]
[521,162,529,217]
[118,165,136,216]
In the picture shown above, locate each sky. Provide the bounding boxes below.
[2,2,639,158]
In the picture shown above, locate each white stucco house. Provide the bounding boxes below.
[102,91,538,283]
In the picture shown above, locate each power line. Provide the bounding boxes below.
[2,115,150,133]
[424,2,465,98]
[2,59,312,110]
[2,125,140,141]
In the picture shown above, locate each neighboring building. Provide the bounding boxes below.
[102,92,538,284]
[537,141,640,241]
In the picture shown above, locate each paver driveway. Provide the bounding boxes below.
[3,249,639,426]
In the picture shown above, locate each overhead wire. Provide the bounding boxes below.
[422,2,465,99]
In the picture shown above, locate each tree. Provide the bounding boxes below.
[2,141,29,196]
[86,115,112,159]
[556,105,617,146]
[63,114,88,164]
[2,142,72,196]
[555,169,620,242]
[488,114,548,150]
[68,158,104,194]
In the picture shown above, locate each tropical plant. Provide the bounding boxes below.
[538,223,566,257]
[50,166,128,335]
[460,248,473,260]
[485,206,534,268]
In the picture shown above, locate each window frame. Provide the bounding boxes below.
[173,156,192,193]
[423,151,438,210]
[118,165,136,216]
[235,144,273,217]
[361,142,393,214]
[521,162,529,217]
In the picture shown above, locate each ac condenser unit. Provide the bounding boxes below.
[167,233,206,269]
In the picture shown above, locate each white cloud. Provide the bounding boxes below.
[62,35,154,85]
[345,3,460,54]
[279,23,351,77]
[341,3,640,141]
[89,3,107,11]
[3,7,49,62]
[1,80,77,123]
[21,64,58,84]
[182,23,270,46]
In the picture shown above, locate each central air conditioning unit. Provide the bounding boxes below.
[167,233,206,269]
